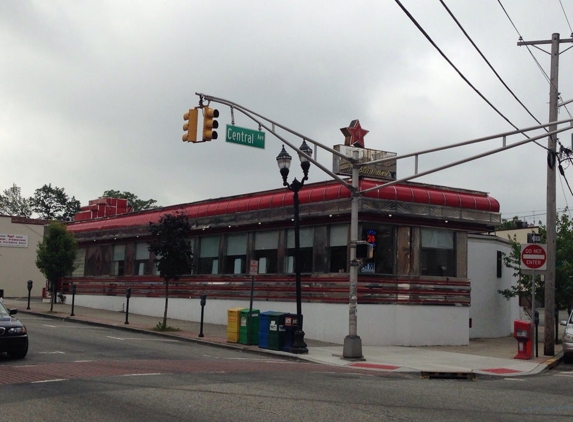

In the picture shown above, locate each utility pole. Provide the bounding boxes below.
[518,33,573,356]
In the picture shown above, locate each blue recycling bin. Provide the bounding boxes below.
[258,311,275,349]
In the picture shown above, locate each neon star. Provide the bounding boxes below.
[340,119,368,148]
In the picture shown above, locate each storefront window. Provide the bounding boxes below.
[72,248,86,277]
[199,236,219,274]
[421,228,455,276]
[329,225,348,273]
[134,243,149,275]
[254,231,278,273]
[360,225,394,274]
[112,244,125,276]
[285,227,314,273]
[226,233,247,274]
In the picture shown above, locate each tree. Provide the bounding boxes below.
[31,184,80,220]
[147,212,193,330]
[102,190,158,212]
[35,222,78,311]
[498,235,543,311]
[497,216,529,230]
[499,210,573,311]
[0,183,32,217]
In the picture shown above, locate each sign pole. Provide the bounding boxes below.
[531,269,535,359]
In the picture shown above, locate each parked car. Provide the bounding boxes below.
[0,303,28,359]
[560,311,573,362]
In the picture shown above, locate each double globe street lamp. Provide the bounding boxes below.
[276,141,312,354]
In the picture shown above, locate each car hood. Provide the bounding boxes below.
[0,315,20,324]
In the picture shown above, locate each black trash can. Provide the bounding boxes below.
[282,313,303,352]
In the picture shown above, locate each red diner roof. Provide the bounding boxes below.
[67,179,499,234]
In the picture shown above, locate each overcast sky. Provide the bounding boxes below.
[2,0,573,225]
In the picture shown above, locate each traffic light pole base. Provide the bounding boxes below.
[343,335,364,360]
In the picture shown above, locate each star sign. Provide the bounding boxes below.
[340,119,368,148]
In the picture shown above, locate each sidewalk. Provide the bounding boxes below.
[4,297,564,379]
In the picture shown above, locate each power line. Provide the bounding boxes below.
[558,0,573,34]
[395,0,529,136]
[439,0,543,130]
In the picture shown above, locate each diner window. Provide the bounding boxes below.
[72,248,86,277]
[254,231,278,274]
[199,236,219,274]
[112,245,126,276]
[329,225,348,273]
[134,243,150,275]
[285,227,314,273]
[360,225,394,274]
[226,233,247,274]
[421,228,455,277]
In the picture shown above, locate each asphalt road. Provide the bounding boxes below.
[1,314,573,421]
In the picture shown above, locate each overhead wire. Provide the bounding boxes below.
[558,0,573,34]
[439,1,542,128]
[497,0,573,211]
[394,0,529,138]
[397,0,573,219]
[439,0,551,153]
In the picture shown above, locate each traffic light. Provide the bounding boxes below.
[356,241,374,260]
[183,108,199,142]
[202,107,219,141]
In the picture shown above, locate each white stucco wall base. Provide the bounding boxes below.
[468,234,520,339]
[72,295,469,346]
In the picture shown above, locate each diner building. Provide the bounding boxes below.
[64,176,506,346]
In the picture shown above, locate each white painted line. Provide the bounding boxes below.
[38,351,65,354]
[122,373,161,377]
[73,360,93,363]
[32,379,67,384]
[43,324,57,328]
[106,336,178,342]
[555,372,573,377]
[504,378,526,381]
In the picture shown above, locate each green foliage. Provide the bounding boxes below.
[496,216,527,230]
[498,234,543,303]
[0,183,32,217]
[102,190,158,212]
[148,212,193,282]
[499,211,573,309]
[31,184,80,220]
[148,212,193,330]
[152,321,180,332]
[35,222,78,285]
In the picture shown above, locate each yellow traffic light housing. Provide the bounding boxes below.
[183,108,199,142]
[202,107,219,141]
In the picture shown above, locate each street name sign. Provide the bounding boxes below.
[520,243,547,271]
[226,124,265,149]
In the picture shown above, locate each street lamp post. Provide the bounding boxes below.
[276,141,312,354]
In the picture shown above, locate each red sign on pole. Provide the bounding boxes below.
[520,243,547,271]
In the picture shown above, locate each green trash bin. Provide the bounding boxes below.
[268,312,285,351]
[239,308,260,345]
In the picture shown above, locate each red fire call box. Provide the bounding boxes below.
[513,320,532,360]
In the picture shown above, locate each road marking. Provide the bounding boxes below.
[504,378,526,381]
[38,351,65,354]
[43,324,57,328]
[555,372,573,377]
[32,379,67,384]
[122,373,161,377]
[106,336,178,342]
